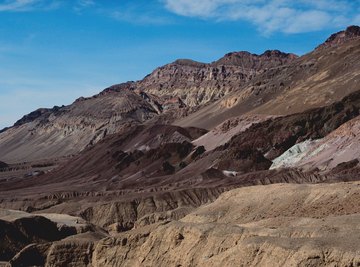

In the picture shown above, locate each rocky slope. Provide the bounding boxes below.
[192,114,276,151]
[0,89,159,163]
[209,90,360,173]
[91,182,360,266]
[1,88,360,230]
[0,209,105,263]
[1,182,359,267]
[0,50,296,163]
[317,25,360,50]
[176,26,360,129]
[1,26,359,162]
[138,50,297,106]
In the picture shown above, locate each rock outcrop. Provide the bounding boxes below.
[0,209,107,265]
[271,116,360,171]
[316,25,360,50]
[91,182,360,267]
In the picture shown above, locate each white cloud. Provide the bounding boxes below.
[284,10,331,33]
[0,0,40,11]
[73,0,95,13]
[162,0,360,34]
[77,0,94,7]
[163,0,264,18]
[0,0,62,12]
[111,9,172,25]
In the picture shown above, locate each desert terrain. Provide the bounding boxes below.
[0,26,360,266]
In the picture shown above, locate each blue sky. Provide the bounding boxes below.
[0,0,359,129]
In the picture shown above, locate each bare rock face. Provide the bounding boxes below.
[212,50,297,68]
[0,215,75,261]
[138,50,297,107]
[317,25,360,50]
[0,210,107,266]
[8,232,106,267]
[2,91,360,228]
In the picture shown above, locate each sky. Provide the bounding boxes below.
[0,0,359,129]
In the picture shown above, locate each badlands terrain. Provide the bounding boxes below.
[0,26,360,266]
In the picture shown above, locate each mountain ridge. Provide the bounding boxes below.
[6,26,360,134]
[316,25,360,50]
[1,27,360,163]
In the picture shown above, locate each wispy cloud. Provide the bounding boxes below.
[0,1,173,25]
[77,0,94,7]
[0,0,62,12]
[73,0,95,12]
[111,9,172,26]
[102,2,174,26]
[162,0,360,34]
[0,0,40,11]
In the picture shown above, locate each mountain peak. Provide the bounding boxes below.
[212,49,297,68]
[317,25,360,50]
[260,50,298,59]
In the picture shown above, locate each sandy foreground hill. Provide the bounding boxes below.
[0,182,359,266]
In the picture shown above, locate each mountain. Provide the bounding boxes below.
[3,26,359,163]
[0,89,159,162]
[316,25,360,50]
[176,26,360,129]
[0,26,360,266]
[2,84,360,230]
[138,50,297,106]
[0,50,297,163]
